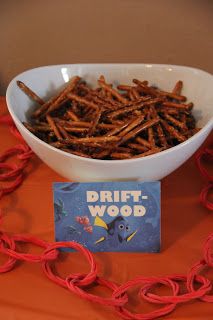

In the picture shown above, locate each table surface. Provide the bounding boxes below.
[0,96,212,319]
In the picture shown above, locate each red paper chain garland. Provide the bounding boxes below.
[0,114,212,319]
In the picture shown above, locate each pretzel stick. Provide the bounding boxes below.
[50,141,64,148]
[31,125,51,132]
[155,123,168,147]
[87,108,102,136]
[67,93,99,110]
[67,136,119,144]
[98,78,128,104]
[23,122,37,134]
[91,91,122,109]
[147,127,155,146]
[118,116,145,137]
[45,76,81,114]
[115,147,132,153]
[162,101,193,110]
[32,77,80,118]
[133,79,186,101]
[180,113,187,128]
[131,88,140,100]
[107,98,162,119]
[110,152,132,159]
[57,121,116,130]
[158,107,179,115]
[160,119,186,142]
[56,124,71,139]
[148,105,167,147]
[98,123,117,129]
[117,85,134,91]
[105,120,132,137]
[172,80,183,95]
[133,147,165,158]
[164,114,187,130]
[119,118,160,145]
[46,115,62,140]
[128,90,135,101]
[67,110,79,121]
[17,81,45,105]
[127,143,148,153]
[63,127,89,133]
[136,137,152,148]
[70,150,92,158]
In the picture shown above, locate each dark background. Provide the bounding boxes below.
[1,0,213,95]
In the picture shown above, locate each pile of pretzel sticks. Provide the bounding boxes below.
[17,75,199,160]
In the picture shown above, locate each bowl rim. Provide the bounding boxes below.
[6,63,213,165]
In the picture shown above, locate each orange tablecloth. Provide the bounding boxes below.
[0,96,212,319]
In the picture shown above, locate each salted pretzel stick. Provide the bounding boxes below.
[67,110,79,121]
[17,81,45,105]
[159,91,186,101]
[46,115,62,140]
[158,107,179,115]
[160,119,186,142]
[127,143,148,153]
[105,120,132,137]
[183,128,200,137]
[98,78,128,104]
[56,124,71,140]
[67,136,119,144]
[133,147,165,158]
[70,150,92,158]
[115,146,132,153]
[118,116,145,138]
[120,118,160,145]
[50,141,64,148]
[117,85,133,91]
[136,137,152,148]
[131,88,140,100]
[149,105,167,147]
[109,96,152,111]
[133,79,186,101]
[162,101,193,110]
[164,114,187,130]
[67,93,99,110]
[172,80,183,95]
[99,75,113,99]
[87,108,102,136]
[128,90,135,101]
[107,98,162,119]
[180,113,187,128]
[31,125,51,132]
[63,127,89,133]
[45,76,81,114]
[98,123,117,129]
[23,122,37,134]
[133,79,158,95]
[58,121,116,130]
[156,123,168,147]
[32,77,80,118]
[110,152,132,159]
[147,126,155,146]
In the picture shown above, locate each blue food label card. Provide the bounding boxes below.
[53,181,160,252]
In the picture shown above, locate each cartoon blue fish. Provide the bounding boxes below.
[94,216,137,247]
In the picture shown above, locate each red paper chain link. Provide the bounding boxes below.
[0,114,212,319]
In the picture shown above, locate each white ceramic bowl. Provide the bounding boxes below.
[6,64,213,182]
